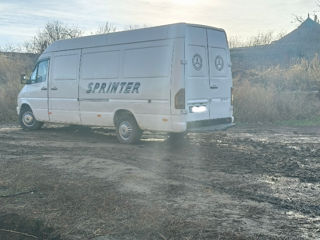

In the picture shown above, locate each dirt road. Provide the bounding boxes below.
[0,124,319,239]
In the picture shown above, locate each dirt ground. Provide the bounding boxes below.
[0,124,319,240]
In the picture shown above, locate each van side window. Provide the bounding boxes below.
[30,60,49,84]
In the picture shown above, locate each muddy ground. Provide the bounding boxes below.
[0,124,319,240]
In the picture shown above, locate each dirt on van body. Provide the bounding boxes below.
[0,124,319,239]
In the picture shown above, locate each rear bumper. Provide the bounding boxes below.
[187,117,235,132]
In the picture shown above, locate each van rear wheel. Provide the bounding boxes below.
[19,108,43,130]
[116,115,142,144]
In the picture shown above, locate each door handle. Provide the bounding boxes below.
[51,87,58,90]
[41,87,48,90]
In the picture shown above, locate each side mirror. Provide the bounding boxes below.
[20,74,30,84]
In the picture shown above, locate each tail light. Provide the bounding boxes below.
[175,88,185,109]
[231,87,234,105]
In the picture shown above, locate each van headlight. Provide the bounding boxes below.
[189,105,207,113]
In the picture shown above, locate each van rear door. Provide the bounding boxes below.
[186,26,232,123]
[185,26,210,122]
[207,29,232,119]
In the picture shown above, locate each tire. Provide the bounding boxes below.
[116,115,142,144]
[19,108,43,130]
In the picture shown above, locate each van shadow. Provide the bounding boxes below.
[40,124,119,144]
[40,124,191,148]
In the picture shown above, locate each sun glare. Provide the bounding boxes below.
[172,0,196,6]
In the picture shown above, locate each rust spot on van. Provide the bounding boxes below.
[97,114,102,118]
[162,118,168,122]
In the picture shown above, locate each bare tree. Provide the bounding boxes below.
[229,31,286,49]
[292,12,320,25]
[0,43,22,53]
[228,35,245,49]
[247,31,275,47]
[126,24,149,30]
[95,22,117,34]
[292,14,305,24]
[25,21,82,54]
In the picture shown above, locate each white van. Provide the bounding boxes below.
[18,23,234,143]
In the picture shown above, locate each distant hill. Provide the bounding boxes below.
[231,17,320,72]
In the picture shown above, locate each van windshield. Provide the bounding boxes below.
[30,66,37,84]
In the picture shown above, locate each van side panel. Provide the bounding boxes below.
[123,43,172,131]
[79,46,120,126]
[79,40,173,131]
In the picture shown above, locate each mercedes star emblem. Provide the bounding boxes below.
[192,54,202,71]
[215,55,224,71]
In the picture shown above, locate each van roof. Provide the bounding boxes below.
[44,23,225,53]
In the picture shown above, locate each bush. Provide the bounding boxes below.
[0,80,21,122]
[25,21,82,54]
[0,53,36,123]
[234,81,320,123]
[233,56,320,123]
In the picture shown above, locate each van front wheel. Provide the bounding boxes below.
[116,116,142,144]
[19,108,43,130]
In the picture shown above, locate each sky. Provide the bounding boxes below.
[0,0,319,47]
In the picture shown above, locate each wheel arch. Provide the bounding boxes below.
[20,103,32,113]
[113,109,139,127]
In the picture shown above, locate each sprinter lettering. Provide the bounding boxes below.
[86,82,141,94]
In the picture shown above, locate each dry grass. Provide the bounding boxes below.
[240,56,320,91]
[0,53,36,122]
[233,55,320,123]
[233,81,320,123]
[0,80,21,122]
